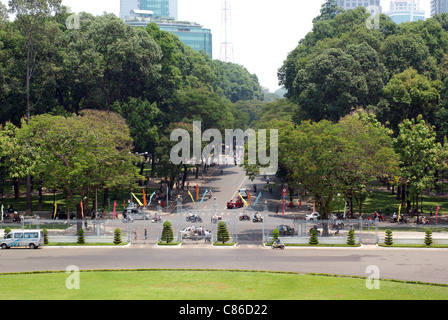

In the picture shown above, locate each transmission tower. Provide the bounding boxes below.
[220,0,234,63]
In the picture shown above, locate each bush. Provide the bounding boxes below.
[217,221,230,244]
[384,229,393,246]
[309,228,319,245]
[272,228,279,243]
[4,227,11,235]
[77,228,85,244]
[424,229,433,246]
[161,221,174,243]
[113,228,122,245]
[43,229,49,245]
[347,229,356,246]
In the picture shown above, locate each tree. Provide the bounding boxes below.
[77,228,85,244]
[7,0,63,214]
[161,221,174,244]
[384,229,393,246]
[272,228,279,244]
[11,111,142,219]
[113,228,122,245]
[217,221,230,244]
[313,0,343,23]
[337,110,398,216]
[309,228,319,245]
[382,69,440,132]
[394,117,443,215]
[346,229,356,246]
[424,228,433,246]
[64,14,162,111]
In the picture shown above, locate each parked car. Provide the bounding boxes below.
[276,224,294,236]
[55,210,75,220]
[227,199,244,209]
[123,208,151,220]
[238,188,248,198]
[305,211,320,221]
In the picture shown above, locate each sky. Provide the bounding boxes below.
[3,0,433,92]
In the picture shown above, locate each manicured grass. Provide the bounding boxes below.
[0,269,447,300]
[362,190,448,216]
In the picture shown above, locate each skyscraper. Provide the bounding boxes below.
[335,0,382,13]
[119,0,138,19]
[120,0,212,58]
[120,0,178,20]
[385,0,425,23]
[431,0,448,16]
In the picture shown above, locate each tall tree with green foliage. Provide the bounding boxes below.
[394,116,443,214]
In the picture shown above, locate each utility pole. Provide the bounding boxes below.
[220,0,234,63]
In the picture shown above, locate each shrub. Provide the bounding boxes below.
[424,229,433,246]
[217,221,230,244]
[272,228,279,243]
[43,229,49,245]
[77,228,85,244]
[161,221,174,243]
[309,228,319,245]
[113,228,122,245]
[347,229,356,246]
[4,227,11,235]
[384,229,393,246]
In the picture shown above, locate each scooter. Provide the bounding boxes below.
[239,213,250,221]
[272,242,285,250]
[253,216,263,223]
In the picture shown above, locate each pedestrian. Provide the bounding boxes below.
[144,228,148,241]
[134,228,138,240]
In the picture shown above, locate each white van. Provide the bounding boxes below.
[1,230,44,249]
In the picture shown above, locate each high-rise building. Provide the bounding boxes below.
[120,0,212,58]
[335,0,382,13]
[385,0,425,23]
[431,0,448,16]
[120,0,178,20]
[120,0,138,20]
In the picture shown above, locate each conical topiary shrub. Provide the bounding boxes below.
[309,228,319,245]
[43,228,49,245]
[113,228,122,245]
[424,228,433,246]
[347,229,356,246]
[217,221,230,244]
[384,229,393,246]
[272,228,279,244]
[161,221,174,243]
[77,228,85,244]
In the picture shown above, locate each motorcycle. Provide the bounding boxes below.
[186,214,202,223]
[272,242,285,250]
[253,216,263,223]
[415,217,430,225]
[239,213,250,221]
[330,221,344,230]
[152,215,163,223]
[211,214,222,224]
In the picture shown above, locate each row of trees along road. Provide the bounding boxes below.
[0,0,265,216]
[243,1,448,226]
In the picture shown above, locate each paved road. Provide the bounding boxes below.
[2,164,448,285]
[1,245,448,284]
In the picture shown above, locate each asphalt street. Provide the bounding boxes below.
[1,162,448,285]
[1,245,448,285]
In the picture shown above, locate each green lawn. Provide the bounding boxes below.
[361,190,448,217]
[0,270,447,300]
